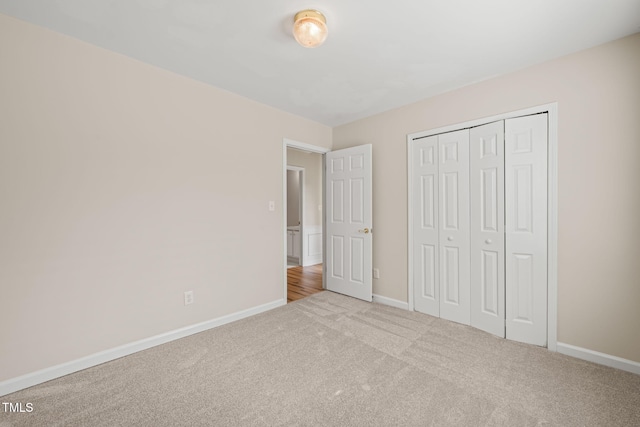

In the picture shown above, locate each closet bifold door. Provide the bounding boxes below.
[412,135,440,317]
[470,121,505,337]
[438,129,470,326]
[505,114,548,346]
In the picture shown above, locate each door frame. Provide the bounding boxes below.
[282,138,330,301]
[407,103,559,351]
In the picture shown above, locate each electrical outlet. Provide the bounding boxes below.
[268,201,275,211]
[373,268,380,279]
[184,291,194,305]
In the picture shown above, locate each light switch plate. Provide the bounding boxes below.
[184,291,194,305]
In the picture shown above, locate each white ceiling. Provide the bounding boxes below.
[1,1,639,126]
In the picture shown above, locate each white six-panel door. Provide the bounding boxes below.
[505,115,548,346]
[325,144,373,302]
[470,121,506,337]
[438,130,471,325]
[412,130,470,325]
[412,136,440,317]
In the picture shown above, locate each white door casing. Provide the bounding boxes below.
[325,144,373,302]
[412,135,440,316]
[470,121,506,337]
[505,114,548,346]
[438,129,471,325]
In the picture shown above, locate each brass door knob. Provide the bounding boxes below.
[358,228,370,234]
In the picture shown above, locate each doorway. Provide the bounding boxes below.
[283,139,329,303]
[283,139,375,304]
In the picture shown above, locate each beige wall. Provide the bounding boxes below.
[287,148,323,227]
[0,14,331,382]
[333,33,640,363]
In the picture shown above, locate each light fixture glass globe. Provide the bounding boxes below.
[293,10,328,48]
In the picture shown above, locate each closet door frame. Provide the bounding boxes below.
[407,103,558,351]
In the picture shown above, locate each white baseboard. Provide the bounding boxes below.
[0,298,286,397]
[373,294,409,310]
[557,342,640,376]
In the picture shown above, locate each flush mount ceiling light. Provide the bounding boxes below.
[293,9,328,48]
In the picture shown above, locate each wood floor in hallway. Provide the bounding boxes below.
[287,264,323,303]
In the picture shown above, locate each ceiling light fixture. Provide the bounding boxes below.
[293,9,328,48]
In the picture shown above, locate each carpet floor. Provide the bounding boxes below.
[1,291,639,426]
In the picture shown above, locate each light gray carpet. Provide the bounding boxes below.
[2,291,639,426]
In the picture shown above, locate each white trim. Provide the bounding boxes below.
[282,140,289,300]
[0,299,285,397]
[283,138,330,154]
[557,342,640,376]
[407,135,415,312]
[408,103,557,140]
[298,168,305,266]
[546,103,559,351]
[373,294,410,311]
[407,102,559,351]
[302,225,323,266]
[321,154,327,287]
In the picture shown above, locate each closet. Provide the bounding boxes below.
[410,113,548,346]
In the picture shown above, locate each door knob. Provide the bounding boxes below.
[358,228,370,234]
[447,236,454,241]
[485,239,492,244]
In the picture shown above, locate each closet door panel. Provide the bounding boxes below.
[438,129,470,325]
[470,121,505,337]
[505,114,548,346]
[412,136,440,316]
